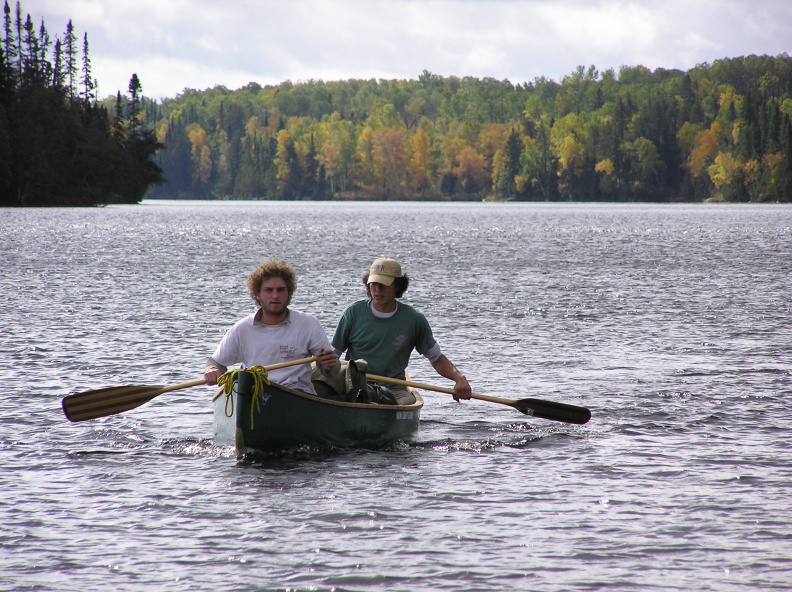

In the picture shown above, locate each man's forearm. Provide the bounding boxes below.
[431,355,464,382]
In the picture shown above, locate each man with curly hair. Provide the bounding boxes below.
[204,258,337,394]
[332,257,471,405]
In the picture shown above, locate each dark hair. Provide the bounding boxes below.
[362,272,410,298]
[248,259,297,306]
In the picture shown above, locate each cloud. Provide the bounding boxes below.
[26,0,792,100]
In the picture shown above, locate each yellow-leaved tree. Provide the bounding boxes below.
[454,146,489,194]
[373,127,408,198]
[551,114,586,198]
[408,128,433,192]
[708,152,745,201]
[187,123,212,185]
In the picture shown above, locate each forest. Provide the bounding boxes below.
[0,2,163,206]
[146,57,792,203]
[2,2,792,205]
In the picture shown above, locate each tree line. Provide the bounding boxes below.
[147,57,792,203]
[0,2,163,206]
[3,1,791,205]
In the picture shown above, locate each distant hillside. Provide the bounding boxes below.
[142,56,792,203]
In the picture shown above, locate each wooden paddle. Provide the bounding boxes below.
[366,373,592,425]
[62,356,322,422]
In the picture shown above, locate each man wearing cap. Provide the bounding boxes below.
[332,257,472,404]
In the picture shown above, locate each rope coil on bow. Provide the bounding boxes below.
[217,366,270,429]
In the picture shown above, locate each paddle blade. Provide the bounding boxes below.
[514,398,591,425]
[62,385,163,422]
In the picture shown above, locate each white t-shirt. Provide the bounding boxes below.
[211,309,332,394]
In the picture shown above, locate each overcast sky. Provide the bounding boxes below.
[26,0,792,101]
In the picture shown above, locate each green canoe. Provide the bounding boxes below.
[213,380,423,453]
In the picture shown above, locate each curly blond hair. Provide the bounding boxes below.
[247,259,297,306]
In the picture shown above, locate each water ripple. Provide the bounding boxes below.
[1,202,791,591]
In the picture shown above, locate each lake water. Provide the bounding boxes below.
[1,200,791,591]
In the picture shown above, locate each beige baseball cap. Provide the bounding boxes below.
[367,257,403,286]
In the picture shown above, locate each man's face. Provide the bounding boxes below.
[257,276,289,316]
[369,281,397,309]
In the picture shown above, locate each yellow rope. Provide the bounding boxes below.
[218,366,270,429]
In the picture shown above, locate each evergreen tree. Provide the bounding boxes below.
[81,32,93,103]
[63,19,76,102]
[2,2,16,76]
[20,13,35,77]
[0,19,14,106]
[0,39,11,196]
[497,128,522,197]
[51,37,63,89]
[534,118,554,200]
[38,22,50,82]
[122,129,164,202]
[13,1,21,77]
[776,115,792,201]
[112,90,125,140]
[127,72,142,136]
[303,133,319,198]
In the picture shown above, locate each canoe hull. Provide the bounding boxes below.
[214,381,422,452]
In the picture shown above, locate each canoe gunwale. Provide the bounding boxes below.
[258,379,424,411]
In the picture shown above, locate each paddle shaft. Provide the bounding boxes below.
[213,355,321,377]
[64,355,322,422]
[158,378,207,394]
[367,373,509,403]
[366,373,591,424]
